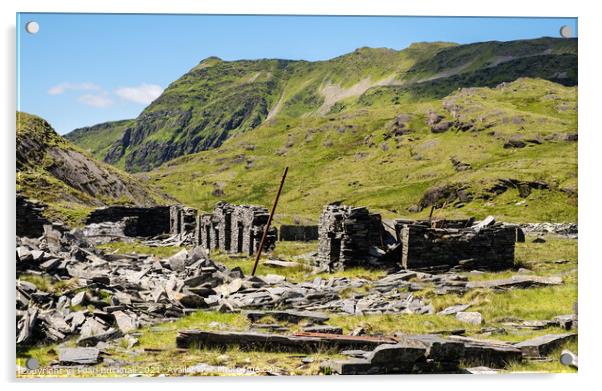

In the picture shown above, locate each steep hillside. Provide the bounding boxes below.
[147,78,577,224]
[66,37,577,172]
[16,112,171,225]
[64,119,135,161]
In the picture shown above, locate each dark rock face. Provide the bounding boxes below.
[16,195,50,238]
[431,120,452,133]
[101,60,285,172]
[450,157,472,172]
[17,112,166,210]
[86,206,172,237]
[482,178,550,199]
[504,139,527,149]
[383,114,412,140]
[416,184,473,211]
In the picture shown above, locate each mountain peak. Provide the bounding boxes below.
[66,37,577,173]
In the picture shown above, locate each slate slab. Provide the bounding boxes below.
[514,333,577,357]
[438,304,471,316]
[58,347,100,365]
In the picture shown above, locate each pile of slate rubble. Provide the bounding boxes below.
[17,225,433,347]
[16,225,575,373]
[520,222,578,238]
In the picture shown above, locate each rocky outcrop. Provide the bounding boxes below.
[16,112,169,218]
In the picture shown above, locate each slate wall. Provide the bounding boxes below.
[86,206,171,237]
[279,225,319,241]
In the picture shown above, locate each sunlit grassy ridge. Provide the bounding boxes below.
[66,37,576,172]
[147,78,577,223]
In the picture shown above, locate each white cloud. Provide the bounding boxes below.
[48,82,100,95]
[114,84,163,104]
[78,93,113,108]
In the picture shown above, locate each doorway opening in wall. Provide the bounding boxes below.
[237,222,244,253]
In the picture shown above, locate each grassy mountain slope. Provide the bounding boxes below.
[64,119,135,161]
[16,112,171,226]
[147,78,577,224]
[66,37,577,172]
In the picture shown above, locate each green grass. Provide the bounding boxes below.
[147,77,576,224]
[97,241,182,258]
[18,273,78,294]
[66,38,576,175]
[64,119,134,161]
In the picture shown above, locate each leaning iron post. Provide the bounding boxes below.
[251,166,288,276]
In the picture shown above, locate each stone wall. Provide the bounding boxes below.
[16,194,50,238]
[317,205,522,272]
[197,202,276,255]
[396,219,522,270]
[279,225,319,241]
[317,204,383,271]
[86,206,171,237]
[169,205,198,237]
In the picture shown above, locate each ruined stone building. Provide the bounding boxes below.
[86,206,172,237]
[196,202,276,255]
[394,218,523,270]
[317,204,524,272]
[317,204,384,271]
[17,194,50,238]
[169,205,198,237]
[84,205,198,239]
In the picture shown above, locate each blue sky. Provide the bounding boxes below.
[17,14,577,134]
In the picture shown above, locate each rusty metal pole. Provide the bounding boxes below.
[251,166,288,276]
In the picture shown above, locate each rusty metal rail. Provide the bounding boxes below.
[251,166,289,276]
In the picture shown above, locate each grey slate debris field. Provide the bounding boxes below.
[17,224,438,347]
[15,196,577,374]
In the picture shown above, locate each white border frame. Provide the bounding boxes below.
[2,1,600,390]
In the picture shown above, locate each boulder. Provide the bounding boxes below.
[456,312,483,325]
[167,249,188,271]
[113,311,137,334]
